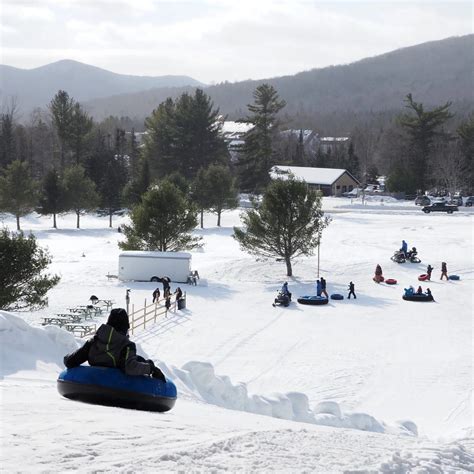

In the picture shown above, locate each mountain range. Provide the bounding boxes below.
[1,35,472,125]
[0,59,204,113]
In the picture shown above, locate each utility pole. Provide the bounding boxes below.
[317,229,321,278]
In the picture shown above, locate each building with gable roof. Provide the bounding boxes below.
[270,165,360,196]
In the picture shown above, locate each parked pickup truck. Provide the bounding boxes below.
[422,202,458,214]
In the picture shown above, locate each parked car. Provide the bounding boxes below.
[465,196,474,207]
[448,196,463,206]
[415,195,431,206]
[422,202,458,214]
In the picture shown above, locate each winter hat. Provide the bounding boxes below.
[107,308,130,335]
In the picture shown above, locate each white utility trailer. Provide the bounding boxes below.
[118,251,191,283]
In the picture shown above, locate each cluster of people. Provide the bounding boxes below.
[315,277,329,298]
[152,276,184,311]
[404,285,432,298]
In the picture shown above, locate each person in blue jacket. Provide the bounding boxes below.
[316,279,322,297]
[404,285,415,297]
[401,240,408,257]
[281,282,292,300]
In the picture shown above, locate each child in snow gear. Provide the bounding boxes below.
[63,308,166,381]
[440,262,448,280]
[348,281,356,299]
[175,287,183,300]
[426,264,433,280]
[165,296,171,312]
[404,286,415,297]
[373,264,384,283]
[152,287,160,303]
[320,277,329,298]
[416,286,423,295]
[281,282,292,300]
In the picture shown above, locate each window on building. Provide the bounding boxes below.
[342,185,347,192]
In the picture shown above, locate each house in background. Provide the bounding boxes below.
[270,165,360,196]
[280,129,320,155]
[319,136,350,154]
[219,119,253,162]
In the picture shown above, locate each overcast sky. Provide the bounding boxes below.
[1,0,472,83]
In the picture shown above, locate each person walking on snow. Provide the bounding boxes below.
[401,240,408,257]
[152,287,160,303]
[63,308,166,381]
[440,262,448,280]
[316,279,322,297]
[348,281,356,299]
[160,276,171,297]
[320,277,329,298]
[426,264,433,281]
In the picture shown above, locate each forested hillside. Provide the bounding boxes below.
[83,35,473,127]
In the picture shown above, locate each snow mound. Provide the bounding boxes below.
[177,360,416,436]
[0,311,78,377]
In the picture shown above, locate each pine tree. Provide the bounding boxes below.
[119,181,201,251]
[63,165,99,228]
[38,168,66,228]
[0,228,60,310]
[99,155,128,227]
[123,157,151,207]
[238,84,286,193]
[205,164,239,226]
[398,94,453,192]
[457,115,474,192]
[191,167,212,228]
[233,176,330,276]
[0,160,37,230]
[68,102,93,165]
[49,90,74,170]
[143,90,228,181]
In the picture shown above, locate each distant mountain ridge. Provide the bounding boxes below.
[82,35,474,124]
[0,59,204,112]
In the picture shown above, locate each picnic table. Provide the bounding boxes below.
[55,312,84,322]
[64,323,96,338]
[94,299,114,311]
[42,316,78,327]
[68,306,101,318]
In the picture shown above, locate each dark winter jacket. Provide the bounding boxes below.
[320,278,327,290]
[441,262,447,273]
[427,265,433,275]
[63,324,153,376]
[316,280,322,296]
[349,282,355,292]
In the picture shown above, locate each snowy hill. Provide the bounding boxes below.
[0,199,472,471]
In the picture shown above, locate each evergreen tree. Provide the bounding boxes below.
[119,181,201,251]
[346,141,360,179]
[68,102,93,165]
[191,167,212,228]
[37,168,66,228]
[233,176,330,276]
[123,156,151,207]
[0,160,37,230]
[49,90,74,170]
[99,154,128,227]
[63,165,99,228]
[398,94,453,192]
[457,115,474,192]
[0,228,60,310]
[164,172,190,196]
[238,84,286,193]
[294,129,306,165]
[143,90,228,181]
[206,164,239,226]
[0,110,16,169]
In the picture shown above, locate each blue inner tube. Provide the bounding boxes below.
[297,296,329,305]
[448,275,460,280]
[57,366,177,412]
[402,294,434,302]
[330,294,344,300]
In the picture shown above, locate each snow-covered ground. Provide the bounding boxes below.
[1,198,473,472]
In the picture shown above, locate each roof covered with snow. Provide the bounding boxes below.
[270,166,358,186]
[221,121,253,135]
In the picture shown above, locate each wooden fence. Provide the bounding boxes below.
[129,295,178,335]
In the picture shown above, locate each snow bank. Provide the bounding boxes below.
[0,310,78,377]
[1,311,417,436]
[177,360,417,436]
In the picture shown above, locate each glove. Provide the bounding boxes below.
[152,367,166,382]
